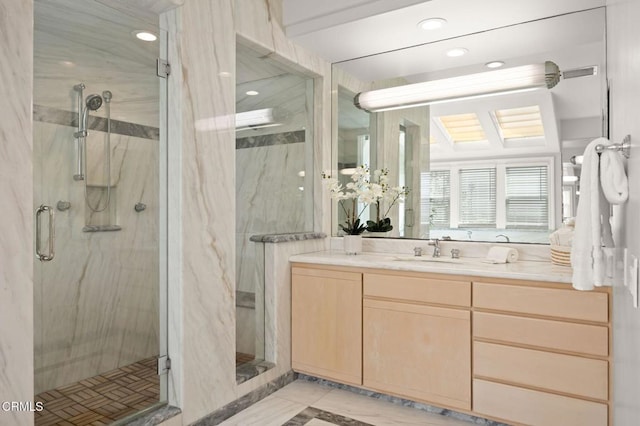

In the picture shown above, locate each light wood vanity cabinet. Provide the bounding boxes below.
[362,272,471,410]
[472,280,611,426]
[290,263,612,426]
[291,266,363,385]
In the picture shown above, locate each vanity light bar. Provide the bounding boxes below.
[354,61,561,113]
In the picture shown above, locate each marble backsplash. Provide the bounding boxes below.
[329,236,552,262]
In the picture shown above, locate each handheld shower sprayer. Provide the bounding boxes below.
[79,94,103,136]
[71,83,114,212]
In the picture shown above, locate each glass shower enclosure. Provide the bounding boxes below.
[33,1,168,424]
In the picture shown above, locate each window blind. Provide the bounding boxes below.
[459,168,496,227]
[506,166,548,229]
[421,170,450,228]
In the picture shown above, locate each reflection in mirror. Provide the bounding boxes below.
[337,87,374,230]
[333,7,606,244]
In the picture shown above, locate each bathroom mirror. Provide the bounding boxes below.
[332,7,606,244]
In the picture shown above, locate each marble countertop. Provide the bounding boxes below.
[290,250,574,284]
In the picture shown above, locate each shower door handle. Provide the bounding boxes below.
[35,205,55,261]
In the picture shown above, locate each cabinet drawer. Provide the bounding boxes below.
[474,341,608,400]
[364,273,470,306]
[473,379,608,426]
[473,282,608,322]
[474,312,608,356]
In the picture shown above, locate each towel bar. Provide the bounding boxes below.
[595,134,631,158]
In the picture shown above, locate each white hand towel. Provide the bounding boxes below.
[485,246,519,264]
[571,138,615,290]
[600,149,629,204]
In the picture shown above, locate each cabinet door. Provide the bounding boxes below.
[363,299,471,410]
[291,267,362,385]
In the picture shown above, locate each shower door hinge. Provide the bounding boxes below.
[157,355,171,375]
[157,58,171,78]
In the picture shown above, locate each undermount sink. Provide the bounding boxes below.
[392,256,462,264]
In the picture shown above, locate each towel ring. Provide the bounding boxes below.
[595,135,631,158]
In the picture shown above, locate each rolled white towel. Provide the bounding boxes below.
[600,149,629,204]
[484,246,519,264]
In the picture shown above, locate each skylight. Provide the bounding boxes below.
[437,113,487,143]
[494,105,544,140]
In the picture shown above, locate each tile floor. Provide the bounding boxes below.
[34,352,256,425]
[34,357,160,426]
[219,379,473,426]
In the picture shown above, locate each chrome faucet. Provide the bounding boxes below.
[496,234,510,242]
[428,239,441,257]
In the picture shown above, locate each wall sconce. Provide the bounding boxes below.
[354,61,561,113]
[235,108,284,131]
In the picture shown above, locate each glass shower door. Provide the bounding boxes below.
[33,1,168,424]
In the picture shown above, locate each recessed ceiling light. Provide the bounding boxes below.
[59,60,75,67]
[134,31,157,42]
[418,18,447,30]
[246,90,259,96]
[446,48,468,58]
[485,61,505,69]
[218,71,232,77]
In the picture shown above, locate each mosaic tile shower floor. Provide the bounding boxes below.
[34,357,160,426]
[34,352,258,425]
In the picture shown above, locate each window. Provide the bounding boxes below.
[459,168,496,227]
[421,170,450,228]
[494,105,544,140]
[437,113,487,143]
[505,166,548,229]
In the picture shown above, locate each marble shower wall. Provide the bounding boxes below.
[33,0,161,393]
[235,131,308,357]
[33,121,159,394]
[0,1,34,425]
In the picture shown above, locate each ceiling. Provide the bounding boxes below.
[282,0,605,65]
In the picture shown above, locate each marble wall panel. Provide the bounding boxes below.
[0,1,34,425]
[172,0,238,423]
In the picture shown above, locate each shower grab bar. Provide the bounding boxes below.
[35,205,55,262]
[73,83,86,180]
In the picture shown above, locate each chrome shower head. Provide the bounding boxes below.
[102,90,112,103]
[85,94,103,111]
